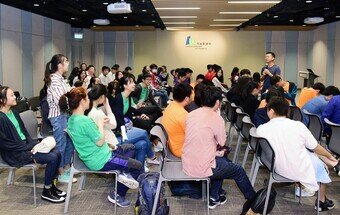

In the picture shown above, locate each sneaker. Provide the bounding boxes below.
[295,187,315,197]
[107,190,131,207]
[41,188,65,203]
[154,141,164,153]
[146,157,160,165]
[209,196,227,209]
[315,197,335,212]
[51,184,67,197]
[334,162,340,176]
[144,165,150,173]
[117,172,139,189]
[219,189,227,197]
[58,172,77,183]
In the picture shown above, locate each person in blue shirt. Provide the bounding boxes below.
[302,86,340,125]
[322,95,340,139]
[260,52,281,94]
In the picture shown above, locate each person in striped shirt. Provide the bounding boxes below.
[44,54,76,183]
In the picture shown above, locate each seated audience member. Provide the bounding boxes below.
[124,66,132,75]
[190,74,205,90]
[99,66,114,86]
[157,66,171,95]
[0,86,66,203]
[211,64,228,93]
[239,82,260,120]
[74,70,87,86]
[205,64,214,81]
[239,69,251,77]
[302,86,340,125]
[184,68,193,84]
[111,64,119,75]
[252,72,261,84]
[68,67,80,87]
[131,73,163,119]
[177,69,188,85]
[226,76,251,105]
[80,62,87,71]
[61,87,142,207]
[270,75,297,105]
[254,87,283,127]
[73,80,85,88]
[230,67,239,87]
[149,64,169,106]
[322,95,340,146]
[185,83,205,113]
[87,77,101,91]
[182,86,256,209]
[115,71,124,82]
[257,97,339,211]
[161,83,192,158]
[297,82,325,108]
[137,65,150,84]
[171,69,179,86]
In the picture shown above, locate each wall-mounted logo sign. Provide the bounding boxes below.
[185,36,211,50]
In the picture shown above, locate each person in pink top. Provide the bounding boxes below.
[182,86,256,210]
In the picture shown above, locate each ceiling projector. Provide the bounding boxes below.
[107,2,132,14]
[304,17,324,24]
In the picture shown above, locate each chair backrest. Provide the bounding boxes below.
[12,100,30,113]
[150,124,170,159]
[19,110,39,140]
[324,118,340,156]
[257,137,275,172]
[73,150,90,171]
[241,116,255,140]
[235,108,249,131]
[225,101,233,122]
[303,109,323,141]
[249,127,259,151]
[28,96,40,112]
[289,106,303,122]
[155,116,162,124]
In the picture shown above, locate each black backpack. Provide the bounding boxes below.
[135,172,169,215]
[241,187,277,214]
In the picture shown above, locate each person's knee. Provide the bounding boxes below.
[128,158,142,170]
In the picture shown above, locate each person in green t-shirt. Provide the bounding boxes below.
[60,87,142,207]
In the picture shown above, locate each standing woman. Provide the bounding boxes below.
[44,54,76,183]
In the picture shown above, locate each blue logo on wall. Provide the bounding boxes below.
[185,36,211,49]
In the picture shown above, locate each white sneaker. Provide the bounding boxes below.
[146,157,160,165]
[295,187,315,197]
[154,141,163,153]
[117,172,139,189]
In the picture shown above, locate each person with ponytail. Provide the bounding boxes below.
[44,54,76,183]
[61,87,142,207]
[0,86,66,203]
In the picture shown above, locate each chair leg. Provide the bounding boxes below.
[151,177,164,215]
[114,172,118,215]
[316,182,320,215]
[299,183,302,204]
[250,161,260,187]
[249,155,256,179]
[232,135,243,163]
[32,168,37,207]
[227,124,234,147]
[206,179,210,215]
[7,169,15,185]
[78,173,86,191]
[263,176,273,215]
[64,167,75,214]
[202,181,206,201]
[242,144,250,169]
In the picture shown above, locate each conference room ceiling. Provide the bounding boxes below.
[0,0,339,31]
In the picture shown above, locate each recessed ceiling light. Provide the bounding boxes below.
[273,15,278,18]
[33,3,39,7]
[166,27,194,30]
[289,19,294,22]
[337,16,340,18]
[142,9,147,12]
[302,24,306,26]
[213,19,249,21]
[136,25,140,27]
[160,16,198,19]
[156,7,200,10]
[219,12,261,14]
[306,0,312,3]
[209,24,240,27]
[255,25,259,26]
[82,9,87,12]
[164,22,195,24]
[103,2,109,5]
[71,17,76,20]
[304,17,324,24]
[152,20,156,23]
[324,7,329,10]
[228,1,281,3]
[124,16,128,19]
[93,25,97,28]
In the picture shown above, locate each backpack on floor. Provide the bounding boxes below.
[135,172,169,215]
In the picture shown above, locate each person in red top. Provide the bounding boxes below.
[205,64,215,81]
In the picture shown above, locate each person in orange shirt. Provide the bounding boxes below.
[297,82,325,108]
[161,83,192,158]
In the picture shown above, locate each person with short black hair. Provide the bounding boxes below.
[239,69,251,77]
[239,81,260,120]
[322,94,340,145]
[297,82,325,108]
[99,66,114,86]
[111,64,119,74]
[205,64,215,81]
[183,86,256,210]
[270,75,297,105]
[68,67,80,87]
[177,69,187,85]
[302,86,340,125]
[230,67,239,87]
[261,51,281,93]
[257,97,338,212]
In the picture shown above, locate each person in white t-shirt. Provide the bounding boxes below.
[99,66,114,86]
[257,96,339,212]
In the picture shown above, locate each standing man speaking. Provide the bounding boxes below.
[261,51,281,93]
